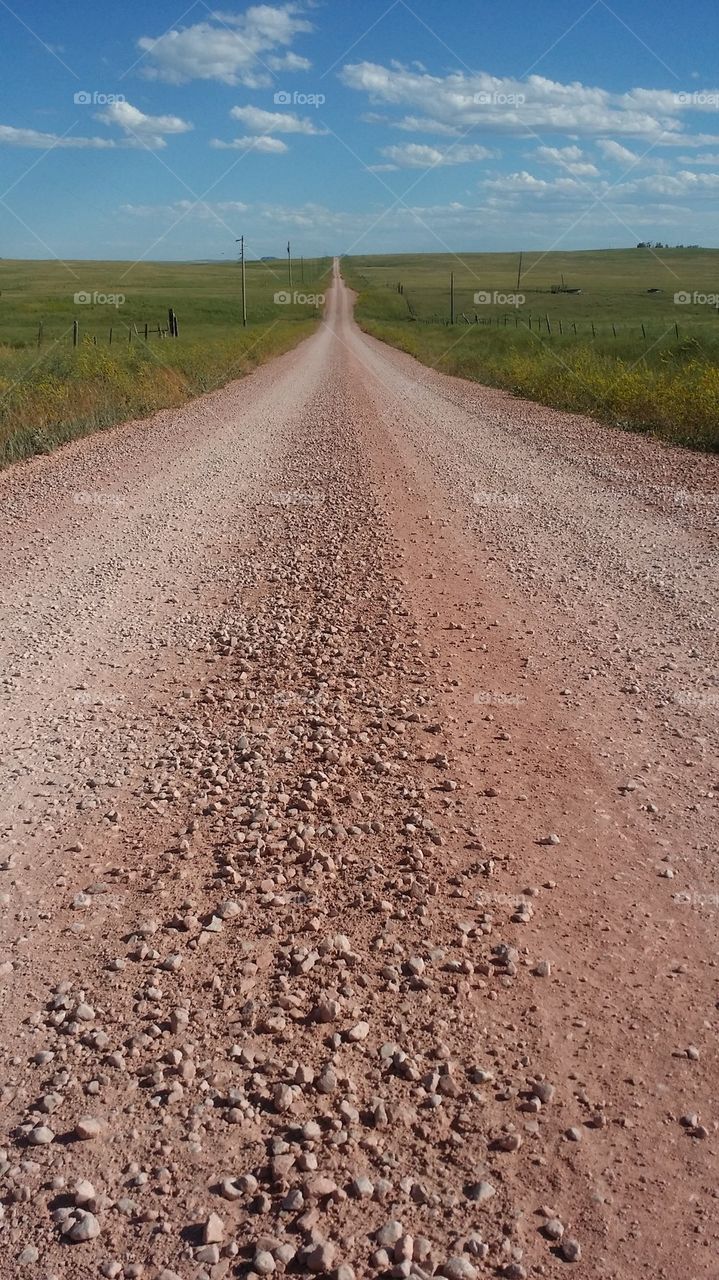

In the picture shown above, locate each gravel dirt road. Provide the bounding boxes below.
[0,261,717,1280]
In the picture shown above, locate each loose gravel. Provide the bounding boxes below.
[0,263,716,1280]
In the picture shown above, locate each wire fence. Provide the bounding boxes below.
[411,311,688,340]
[385,277,718,340]
[34,309,180,349]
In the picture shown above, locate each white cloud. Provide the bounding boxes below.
[116,192,718,257]
[678,151,719,164]
[479,164,719,218]
[379,142,494,168]
[0,124,116,149]
[138,4,312,86]
[341,61,719,145]
[96,100,192,148]
[123,198,249,219]
[0,100,192,151]
[229,104,322,134]
[267,51,311,72]
[535,145,599,176]
[620,170,719,197]
[211,134,288,152]
[653,132,719,147]
[624,87,719,114]
[597,139,639,165]
[394,115,463,136]
[213,5,308,42]
[486,170,577,194]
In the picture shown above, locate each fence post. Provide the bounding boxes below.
[37,321,44,347]
[109,328,113,345]
[145,323,148,341]
[73,320,79,348]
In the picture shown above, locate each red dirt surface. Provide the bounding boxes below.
[0,263,716,1280]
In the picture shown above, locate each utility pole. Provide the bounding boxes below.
[236,237,247,327]
[287,241,293,291]
[450,271,455,325]
[301,256,305,284]
[516,251,524,293]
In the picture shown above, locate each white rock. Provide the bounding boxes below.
[203,1212,224,1244]
[73,1179,96,1205]
[305,1242,335,1273]
[560,1238,582,1262]
[376,1220,404,1247]
[62,1210,101,1243]
[74,1117,103,1141]
[440,1259,477,1280]
[28,1126,54,1146]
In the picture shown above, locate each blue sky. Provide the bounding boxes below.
[1,0,718,259]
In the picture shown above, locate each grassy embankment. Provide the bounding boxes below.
[0,257,331,466]
[343,250,719,450]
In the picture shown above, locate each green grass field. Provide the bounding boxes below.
[4,250,718,463]
[0,257,331,466]
[344,249,719,451]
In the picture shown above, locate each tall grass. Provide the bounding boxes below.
[356,319,719,451]
[0,326,316,466]
[0,257,331,466]
[344,252,719,452]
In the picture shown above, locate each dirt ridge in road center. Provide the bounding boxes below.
[1,374,588,1280]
